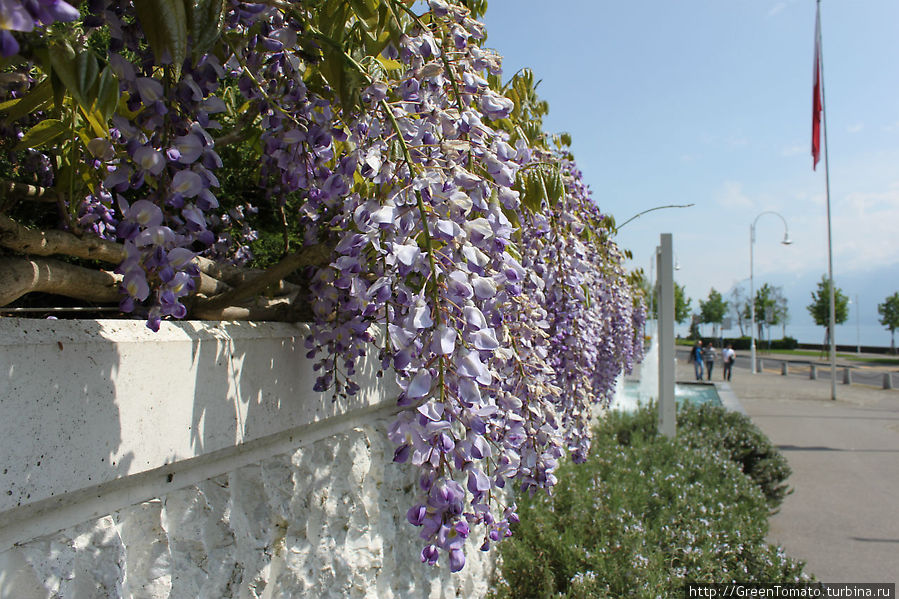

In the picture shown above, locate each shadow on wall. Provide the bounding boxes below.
[0,318,398,539]
[0,319,134,516]
[186,321,391,456]
[0,319,397,528]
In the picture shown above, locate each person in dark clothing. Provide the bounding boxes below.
[689,340,704,380]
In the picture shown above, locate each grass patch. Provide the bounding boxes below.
[490,404,808,598]
[845,355,899,365]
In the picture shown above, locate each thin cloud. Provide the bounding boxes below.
[767,2,786,17]
[781,144,805,157]
[716,181,754,209]
[835,186,899,271]
[847,122,864,133]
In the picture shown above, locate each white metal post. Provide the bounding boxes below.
[750,223,757,374]
[658,234,676,438]
[749,211,791,375]
[817,0,837,400]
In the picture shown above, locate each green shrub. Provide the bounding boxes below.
[599,403,792,509]
[677,404,792,508]
[722,337,752,350]
[770,337,799,350]
[490,406,807,599]
[601,403,792,510]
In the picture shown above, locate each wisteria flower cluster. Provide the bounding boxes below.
[0,0,79,56]
[0,0,644,571]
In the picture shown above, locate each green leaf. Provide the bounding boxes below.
[135,0,188,80]
[544,169,564,205]
[505,242,522,262]
[320,2,351,41]
[50,68,66,112]
[375,55,403,71]
[54,163,74,197]
[185,0,225,59]
[505,88,521,119]
[520,170,545,213]
[94,65,120,120]
[1,79,53,123]
[16,119,67,150]
[380,2,405,48]
[348,0,377,20]
[48,45,99,111]
[79,106,108,137]
[73,51,100,106]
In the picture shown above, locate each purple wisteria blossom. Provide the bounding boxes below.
[0,0,79,56]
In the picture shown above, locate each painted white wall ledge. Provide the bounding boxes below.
[0,319,399,550]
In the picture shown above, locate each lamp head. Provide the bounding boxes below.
[781,232,793,245]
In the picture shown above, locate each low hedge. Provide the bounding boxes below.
[678,405,792,508]
[711,337,799,351]
[613,404,792,508]
[490,404,807,598]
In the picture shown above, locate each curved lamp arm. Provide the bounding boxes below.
[751,211,792,245]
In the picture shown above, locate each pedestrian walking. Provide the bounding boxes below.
[703,342,716,381]
[722,344,736,381]
[689,340,704,381]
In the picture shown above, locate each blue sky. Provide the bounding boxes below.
[483,1,899,346]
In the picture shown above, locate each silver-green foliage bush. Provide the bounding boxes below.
[491,405,808,599]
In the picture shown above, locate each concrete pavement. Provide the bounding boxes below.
[673,355,899,583]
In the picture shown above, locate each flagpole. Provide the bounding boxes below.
[817,0,837,400]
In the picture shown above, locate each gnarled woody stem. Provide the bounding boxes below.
[0,257,122,307]
[0,214,318,300]
[0,213,125,264]
[0,256,312,322]
[0,214,230,298]
[193,243,332,312]
[0,213,333,316]
[0,181,60,207]
[189,294,313,322]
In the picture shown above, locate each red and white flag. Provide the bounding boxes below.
[812,5,823,170]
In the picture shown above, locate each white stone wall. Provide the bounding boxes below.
[0,321,495,598]
[0,423,493,599]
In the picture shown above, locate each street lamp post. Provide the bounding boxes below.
[649,251,655,327]
[648,249,677,335]
[856,294,860,354]
[750,212,793,374]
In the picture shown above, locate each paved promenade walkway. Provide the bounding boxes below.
[674,356,899,583]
